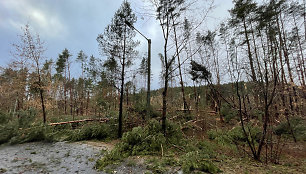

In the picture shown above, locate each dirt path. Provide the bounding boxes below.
[0,141,104,174]
[0,141,149,174]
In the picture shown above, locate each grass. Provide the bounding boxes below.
[215,155,306,174]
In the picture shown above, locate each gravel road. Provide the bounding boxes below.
[0,141,104,173]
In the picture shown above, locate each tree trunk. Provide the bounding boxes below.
[118,25,127,138]
[304,0,306,40]
[236,82,257,159]
[243,17,257,82]
[37,67,46,124]
[64,66,67,115]
[162,72,168,136]
[68,61,73,118]
[119,60,125,138]
[162,37,169,136]
[172,17,188,112]
[278,14,300,117]
[193,83,198,113]
[256,59,270,161]
[39,87,46,124]
[126,87,129,106]
[86,90,89,116]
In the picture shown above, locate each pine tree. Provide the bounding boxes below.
[97,0,139,138]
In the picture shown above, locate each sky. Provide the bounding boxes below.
[0,0,233,90]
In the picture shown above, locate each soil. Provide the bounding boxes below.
[0,141,102,173]
[0,141,147,174]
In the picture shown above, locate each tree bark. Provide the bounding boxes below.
[37,66,46,124]
[118,25,127,138]
[162,36,169,136]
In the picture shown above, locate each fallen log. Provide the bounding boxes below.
[175,109,194,111]
[48,118,109,126]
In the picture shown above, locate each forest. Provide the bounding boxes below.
[0,0,305,173]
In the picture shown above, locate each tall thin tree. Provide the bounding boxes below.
[97,0,139,138]
[13,24,47,123]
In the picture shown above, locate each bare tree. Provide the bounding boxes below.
[13,24,47,124]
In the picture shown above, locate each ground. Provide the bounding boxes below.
[0,141,102,173]
[0,141,149,174]
[0,139,305,174]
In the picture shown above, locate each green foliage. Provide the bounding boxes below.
[146,157,178,174]
[120,119,182,155]
[126,159,137,167]
[97,0,138,66]
[207,129,232,146]
[250,109,263,121]
[181,151,221,174]
[275,117,306,141]
[220,103,238,123]
[121,126,165,156]
[194,140,216,158]
[96,120,183,171]
[208,126,261,146]
[0,108,53,145]
[22,125,48,143]
[116,119,169,156]
[51,123,71,131]
[55,48,70,75]
[0,120,18,144]
[9,124,55,144]
[190,60,211,82]
[1,109,118,145]
[95,145,124,170]
[1,118,117,145]
[133,101,148,118]
[131,100,160,119]
[165,120,183,145]
[67,123,114,141]
[0,111,9,124]
[17,108,37,128]
[175,139,221,173]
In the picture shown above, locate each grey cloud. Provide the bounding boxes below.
[0,0,232,90]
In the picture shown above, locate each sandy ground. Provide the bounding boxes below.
[0,141,104,173]
[0,141,150,174]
